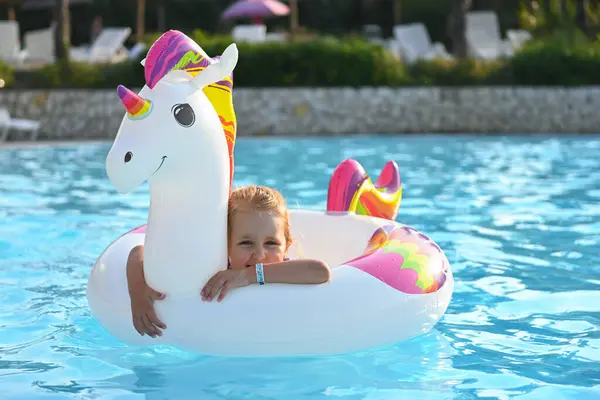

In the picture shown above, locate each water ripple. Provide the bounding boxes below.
[1,135,600,399]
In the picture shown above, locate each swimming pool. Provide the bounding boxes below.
[1,135,599,399]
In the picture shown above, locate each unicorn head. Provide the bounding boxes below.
[105,30,238,194]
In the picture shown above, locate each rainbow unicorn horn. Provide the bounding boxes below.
[117,84,153,120]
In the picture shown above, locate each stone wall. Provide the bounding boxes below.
[1,87,599,140]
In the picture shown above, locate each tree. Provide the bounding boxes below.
[157,0,166,33]
[1,0,19,20]
[575,0,589,35]
[560,0,568,18]
[543,0,552,15]
[137,0,146,43]
[54,0,70,62]
[289,0,299,40]
[525,0,534,12]
[448,0,472,58]
[393,0,401,26]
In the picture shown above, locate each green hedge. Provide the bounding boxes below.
[2,35,600,89]
[509,39,600,85]
[0,60,15,88]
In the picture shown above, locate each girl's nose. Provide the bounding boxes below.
[253,247,266,261]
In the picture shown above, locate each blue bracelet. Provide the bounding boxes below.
[255,263,265,285]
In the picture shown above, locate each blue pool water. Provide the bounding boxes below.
[1,135,599,399]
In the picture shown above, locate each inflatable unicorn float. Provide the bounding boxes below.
[88,30,454,356]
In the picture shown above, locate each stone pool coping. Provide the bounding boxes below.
[1,87,599,140]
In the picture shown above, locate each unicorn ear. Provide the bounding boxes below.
[164,69,194,83]
[192,43,238,89]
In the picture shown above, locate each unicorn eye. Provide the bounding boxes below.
[172,103,195,127]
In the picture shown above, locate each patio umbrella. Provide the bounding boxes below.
[221,0,290,20]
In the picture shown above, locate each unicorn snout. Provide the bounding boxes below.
[105,148,144,194]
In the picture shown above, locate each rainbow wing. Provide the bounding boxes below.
[326,159,402,221]
[344,224,449,294]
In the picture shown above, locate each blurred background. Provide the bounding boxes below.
[0,0,599,91]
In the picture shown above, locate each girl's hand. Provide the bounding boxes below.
[129,283,166,338]
[201,268,254,302]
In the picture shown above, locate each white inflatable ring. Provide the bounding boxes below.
[88,211,453,356]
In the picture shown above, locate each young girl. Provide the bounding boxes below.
[126,185,331,338]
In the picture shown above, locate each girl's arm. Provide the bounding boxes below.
[126,245,166,337]
[246,259,331,285]
[126,245,146,293]
[201,259,331,302]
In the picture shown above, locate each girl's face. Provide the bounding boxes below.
[228,209,290,270]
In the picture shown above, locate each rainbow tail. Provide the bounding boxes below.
[326,159,402,221]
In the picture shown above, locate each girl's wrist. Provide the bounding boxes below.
[243,263,265,285]
[243,266,257,285]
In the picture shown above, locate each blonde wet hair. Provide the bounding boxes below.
[227,185,293,246]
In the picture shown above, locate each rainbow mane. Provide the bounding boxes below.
[143,30,237,189]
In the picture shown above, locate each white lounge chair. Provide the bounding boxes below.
[70,27,132,64]
[0,107,42,142]
[25,25,141,64]
[507,29,533,50]
[391,23,452,63]
[362,24,386,47]
[0,20,26,66]
[265,32,286,42]
[466,11,514,59]
[232,25,267,43]
[23,25,55,63]
[128,42,147,60]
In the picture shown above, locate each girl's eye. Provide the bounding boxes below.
[266,241,279,246]
[239,240,252,246]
